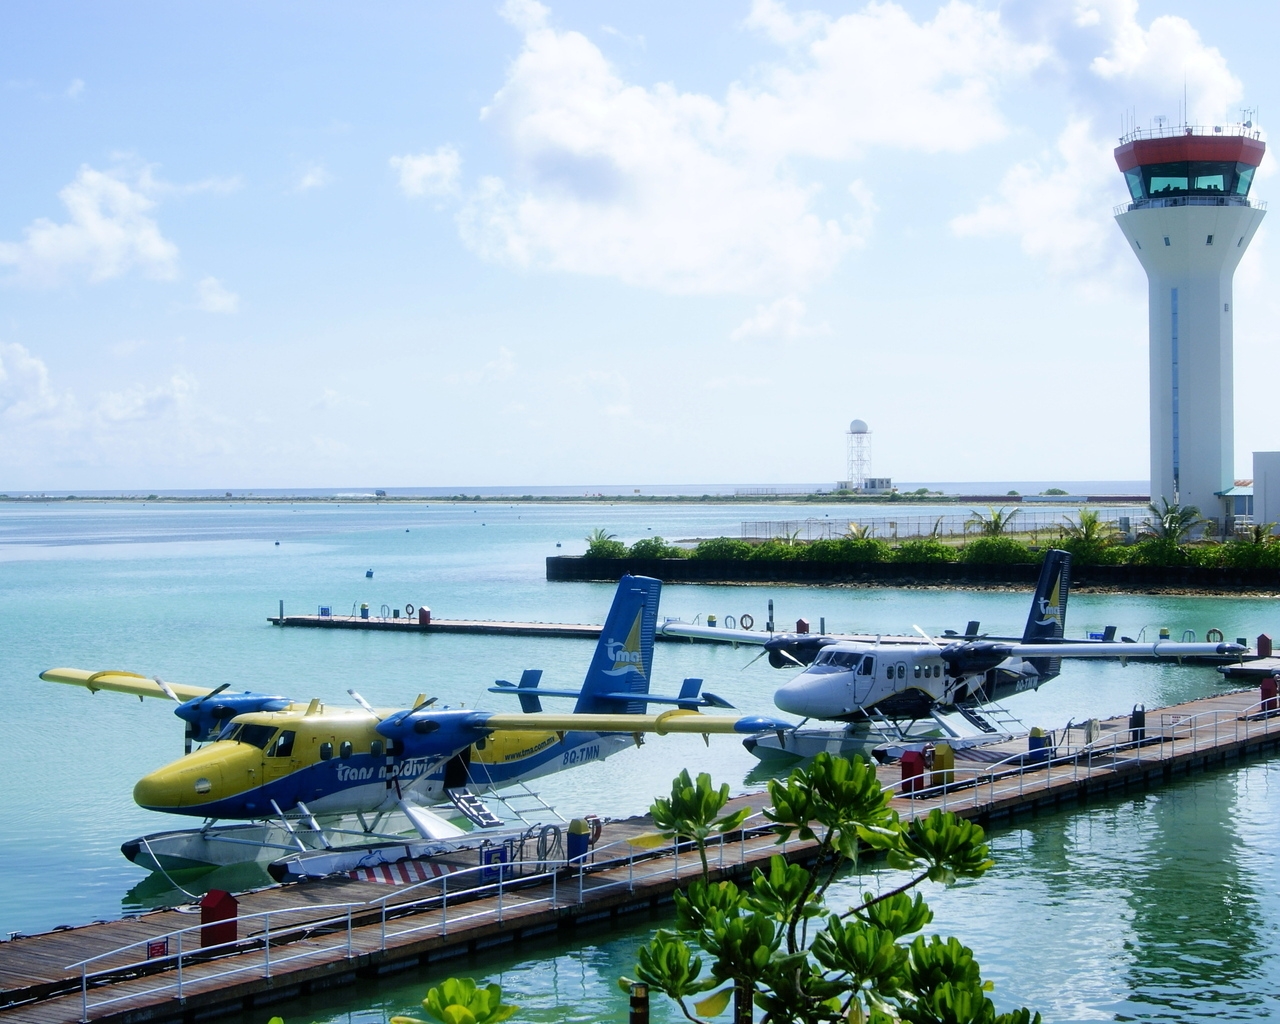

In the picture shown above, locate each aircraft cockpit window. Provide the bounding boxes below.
[267,730,296,757]
[831,652,859,669]
[237,724,277,749]
[814,650,833,665]
[218,723,241,742]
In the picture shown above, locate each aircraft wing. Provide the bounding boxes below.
[41,668,213,702]
[1005,641,1246,660]
[480,708,786,735]
[657,621,772,645]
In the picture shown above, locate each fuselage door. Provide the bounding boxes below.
[855,655,876,703]
[264,729,299,784]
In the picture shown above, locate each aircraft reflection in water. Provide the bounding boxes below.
[42,575,782,875]
[659,551,1246,761]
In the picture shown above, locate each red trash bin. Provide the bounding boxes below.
[1263,676,1278,713]
[200,889,238,949]
[1258,633,1272,659]
[901,750,925,794]
[419,606,432,626]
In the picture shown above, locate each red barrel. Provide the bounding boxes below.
[901,750,925,793]
[199,889,238,948]
[1263,676,1278,712]
[419,606,431,626]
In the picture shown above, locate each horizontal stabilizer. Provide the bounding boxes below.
[488,674,734,710]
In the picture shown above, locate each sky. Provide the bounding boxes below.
[0,0,1277,490]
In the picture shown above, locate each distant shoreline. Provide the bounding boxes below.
[0,492,1150,506]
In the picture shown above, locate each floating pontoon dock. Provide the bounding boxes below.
[5,686,1280,1024]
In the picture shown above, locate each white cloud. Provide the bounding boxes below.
[1083,0,1242,123]
[391,146,462,197]
[951,118,1122,278]
[96,373,195,424]
[445,346,517,385]
[296,163,332,192]
[194,276,239,313]
[65,78,84,99]
[0,166,179,285]
[731,294,830,340]
[0,343,68,423]
[438,0,1045,295]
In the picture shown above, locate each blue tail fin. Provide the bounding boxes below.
[574,575,662,714]
[1022,549,1071,680]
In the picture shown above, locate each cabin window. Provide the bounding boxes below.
[237,724,277,749]
[370,740,385,758]
[935,665,943,678]
[319,742,333,761]
[339,740,353,759]
[897,664,906,680]
[914,664,922,678]
[267,731,296,757]
[859,656,875,675]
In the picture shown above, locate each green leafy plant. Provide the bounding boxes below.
[693,537,754,560]
[628,756,1039,1024]
[965,507,1019,537]
[391,978,518,1024]
[958,536,1036,565]
[584,528,627,559]
[892,538,958,564]
[628,536,688,559]
[1056,509,1118,566]
[750,540,801,561]
[802,537,892,564]
[1141,497,1203,545]
[650,769,751,876]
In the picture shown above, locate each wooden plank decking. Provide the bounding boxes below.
[4,686,1278,1024]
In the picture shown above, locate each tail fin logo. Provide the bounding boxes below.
[1035,572,1064,627]
[603,610,645,677]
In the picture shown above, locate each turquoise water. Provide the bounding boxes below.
[2,502,1278,1020]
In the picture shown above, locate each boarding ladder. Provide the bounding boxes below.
[446,789,504,828]
[953,699,1026,736]
[483,782,566,826]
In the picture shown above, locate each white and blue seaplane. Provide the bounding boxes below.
[42,575,782,881]
[658,551,1247,762]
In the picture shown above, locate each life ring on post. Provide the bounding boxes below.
[405,603,415,617]
[724,615,736,630]
[1206,628,1224,643]
[740,614,754,631]
[584,814,603,846]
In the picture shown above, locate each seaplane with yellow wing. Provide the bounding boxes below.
[658,551,1247,762]
[43,575,782,881]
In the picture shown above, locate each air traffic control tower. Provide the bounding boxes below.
[1114,125,1265,520]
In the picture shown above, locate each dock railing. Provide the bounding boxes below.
[882,696,1280,815]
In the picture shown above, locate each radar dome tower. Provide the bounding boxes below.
[846,419,870,492]
[1113,123,1266,521]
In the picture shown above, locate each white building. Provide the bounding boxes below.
[1112,125,1266,527]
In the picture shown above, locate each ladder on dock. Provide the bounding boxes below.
[482,782,565,826]
[446,789,504,828]
[953,699,1025,736]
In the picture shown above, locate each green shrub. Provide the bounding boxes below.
[891,538,958,563]
[1216,542,1280,570]
[958,536,1036,564]
[692,537,753,560]
[628,536,687,559]
[1123,538,1188,566]
[585,537,627,558]
[801,537,892,563]
[749,540,799,560]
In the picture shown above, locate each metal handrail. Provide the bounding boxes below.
[1114,196,1266,216]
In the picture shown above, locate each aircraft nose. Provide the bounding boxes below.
[133,755,226,810]
[774,674,824,717]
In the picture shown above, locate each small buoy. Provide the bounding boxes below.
[274,541,280,546]
[556,542,561,547]
[366,569,374,578]
[405,529,409,532]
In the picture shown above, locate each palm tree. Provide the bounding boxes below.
[1063,508,1117,545]
[966,507,1018,537]
[1141,497,1203,545]
[846,522,874,539]
[1243,521,1278,545]
[585,527,617,546]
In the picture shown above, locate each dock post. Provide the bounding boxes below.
[176,930,183,1000]
[80,966,87,1022]
[629,982,650,1024]
[264,915,271,979]
[346,908,353,959]
[278,599,284,624]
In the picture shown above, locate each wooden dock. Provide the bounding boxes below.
[4,685,1279,1024]
[268,614,606,640]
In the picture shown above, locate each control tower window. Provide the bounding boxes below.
[1135,161,1253,199]
[1235,164,1256,195]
